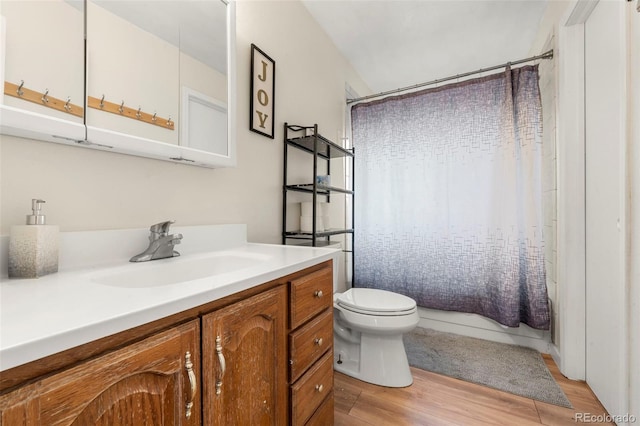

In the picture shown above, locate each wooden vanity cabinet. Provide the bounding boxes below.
[0,260,335,425]
[202,285,288,425]
[288,265,334,425]
[0,320,200,425]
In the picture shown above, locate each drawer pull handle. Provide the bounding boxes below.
[315,384,324,393]
[314,337,323,346]
[185,351,197,419]
[216,335,226,395]
[314,290,324,298]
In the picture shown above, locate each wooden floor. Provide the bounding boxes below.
[334,355,613,425]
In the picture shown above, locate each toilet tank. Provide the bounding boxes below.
[325,241,346,293]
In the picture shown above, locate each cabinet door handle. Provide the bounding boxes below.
[314,290,324,298]
[185,351,197,419]
[315,384,324,393]
[215,335,226,395]
[314,337,323,346]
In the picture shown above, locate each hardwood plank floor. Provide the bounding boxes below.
[334,355,613,425]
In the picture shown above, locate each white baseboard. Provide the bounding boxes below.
[549,343,562,370]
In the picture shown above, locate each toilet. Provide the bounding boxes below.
[333,287,419,387]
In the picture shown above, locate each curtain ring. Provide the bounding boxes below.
[41,89,49,104]
[17,80,24,96]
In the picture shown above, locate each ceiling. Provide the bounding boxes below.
[302,0,549,96]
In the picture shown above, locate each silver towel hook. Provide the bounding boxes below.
[41,89,49,104]
[118,100,124,114]
[136,106,142,119]
[64,97,71,112]
[167,116,173,127]
[152,112,157,122]
[17,80,24,96]
[100,94,105,108]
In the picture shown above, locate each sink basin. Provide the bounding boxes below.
[93,251,269,288]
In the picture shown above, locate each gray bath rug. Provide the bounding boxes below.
[404,327,572,408]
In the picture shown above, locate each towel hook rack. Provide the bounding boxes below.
[3,80,83,117]
[86,95,174,130]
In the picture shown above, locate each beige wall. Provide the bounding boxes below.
[0,0,370,253]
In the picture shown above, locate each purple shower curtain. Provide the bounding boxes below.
[351,65,550,329]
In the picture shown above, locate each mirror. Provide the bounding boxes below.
[1,0,235,167]
[86,0,235,166]
[0,0,85,141]
[86,0,181,145]
[179,1,229,155]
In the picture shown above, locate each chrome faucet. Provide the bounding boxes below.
[130,220,183,262]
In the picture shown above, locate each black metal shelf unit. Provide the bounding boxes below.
[282,123,355,263]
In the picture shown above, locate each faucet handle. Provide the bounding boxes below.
[150,220,175,235]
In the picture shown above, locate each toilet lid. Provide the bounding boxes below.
[336,288,416,314]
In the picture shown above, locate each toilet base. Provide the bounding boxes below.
[334,333,413,388]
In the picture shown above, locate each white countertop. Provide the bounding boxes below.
[0,225,340,371]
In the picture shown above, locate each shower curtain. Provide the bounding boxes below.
[351,65,549,329]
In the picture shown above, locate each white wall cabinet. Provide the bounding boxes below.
[0,0,236,169]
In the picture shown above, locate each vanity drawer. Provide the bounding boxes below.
[290,267,332,329]
[291,351,333,426]
[305,391,334,426]
[289,309,332,381]
[304,390,334,426]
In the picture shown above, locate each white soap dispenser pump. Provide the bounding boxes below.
[9,199,59,278]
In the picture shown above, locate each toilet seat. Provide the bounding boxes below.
[335,288,417,316]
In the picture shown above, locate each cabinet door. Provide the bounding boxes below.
[0,320,200,425]
[203,286,288,425]
[1,0,86,142]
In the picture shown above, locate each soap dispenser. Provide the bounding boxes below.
[9,199,59,278]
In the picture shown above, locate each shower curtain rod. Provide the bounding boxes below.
[346,49,554,104]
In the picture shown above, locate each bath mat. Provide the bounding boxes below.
[404,327,572,408]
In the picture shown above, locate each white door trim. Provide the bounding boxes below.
[556,0,590,381]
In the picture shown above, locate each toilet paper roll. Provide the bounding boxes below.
[322,215,330,230]
[300,202,329,217]
[300,215,324,233]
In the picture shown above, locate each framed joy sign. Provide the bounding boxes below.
[250,44,275,138]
